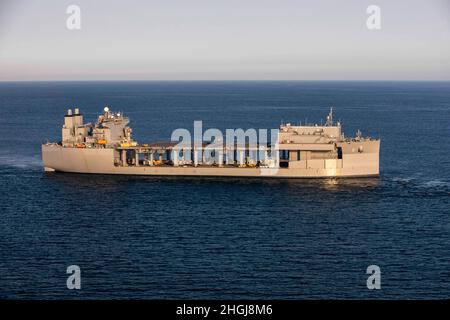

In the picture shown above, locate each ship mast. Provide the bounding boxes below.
[326,107,333,126]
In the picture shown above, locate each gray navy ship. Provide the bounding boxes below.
[42,107,380,177]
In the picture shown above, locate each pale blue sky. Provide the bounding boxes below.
[0,0,449,80]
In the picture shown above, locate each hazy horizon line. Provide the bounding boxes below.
[1,79,450,83]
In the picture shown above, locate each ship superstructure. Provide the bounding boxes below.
[61,107,135,148]
[42,107,380,177]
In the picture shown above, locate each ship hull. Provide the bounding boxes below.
[42,144,380,178]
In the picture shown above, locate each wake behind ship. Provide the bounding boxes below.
[42,107,380,177]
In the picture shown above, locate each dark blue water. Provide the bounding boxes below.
[0,81,449,299]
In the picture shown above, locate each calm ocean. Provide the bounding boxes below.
[0,81,449,299]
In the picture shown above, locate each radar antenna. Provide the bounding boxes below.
[356,129,362,139]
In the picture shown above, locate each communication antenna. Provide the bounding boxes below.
[326,107,333,126]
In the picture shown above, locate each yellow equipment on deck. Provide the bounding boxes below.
[120,141,138,148]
